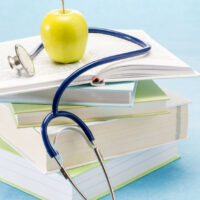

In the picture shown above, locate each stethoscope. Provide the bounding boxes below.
[8,28,151,200]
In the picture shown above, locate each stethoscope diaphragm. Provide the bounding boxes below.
[8,44,35,77]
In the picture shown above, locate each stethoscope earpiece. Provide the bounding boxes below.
[8,44,35,77]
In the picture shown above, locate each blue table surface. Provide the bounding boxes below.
[0,0,200,199]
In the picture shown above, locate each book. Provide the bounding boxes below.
[0,81,137,107]
[0,88,189,172]
[0,137,180,200]
[0,30,198,96]
[10,80,170,128]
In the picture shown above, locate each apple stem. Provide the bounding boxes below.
[61,0,65,14]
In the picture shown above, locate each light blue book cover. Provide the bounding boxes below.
[0,81,137,107]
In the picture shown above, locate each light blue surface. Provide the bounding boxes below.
[0,0,200,199]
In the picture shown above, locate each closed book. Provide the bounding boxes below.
[0,88,189,172]
[0,81,137,106]
[0,138,180,200]
[10,80,169,128]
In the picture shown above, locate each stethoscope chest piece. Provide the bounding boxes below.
[8,44,35,77]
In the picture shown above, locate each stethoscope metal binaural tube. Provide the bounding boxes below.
[8,27,151,200]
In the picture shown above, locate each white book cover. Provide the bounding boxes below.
[0,141,179,200]
[0,30,199,96]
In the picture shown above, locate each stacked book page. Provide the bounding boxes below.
[0,138,179,200]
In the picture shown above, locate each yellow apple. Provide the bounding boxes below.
[41,9,88,63]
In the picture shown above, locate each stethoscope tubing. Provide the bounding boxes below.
[41,27,151,159]
[35,27,152,200]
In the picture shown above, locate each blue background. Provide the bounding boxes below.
[0,0,200,199]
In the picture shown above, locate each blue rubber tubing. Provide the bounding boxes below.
[41,27,151,158]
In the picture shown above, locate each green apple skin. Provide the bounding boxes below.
[41,9,88,63]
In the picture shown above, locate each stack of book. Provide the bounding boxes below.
[0,30,198,200]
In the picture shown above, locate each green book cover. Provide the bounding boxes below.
[134,80,169,103]
[0,138,180,200]
[10,80,169,114]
